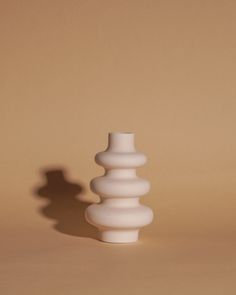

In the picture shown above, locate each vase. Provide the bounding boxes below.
[85,132,153,243]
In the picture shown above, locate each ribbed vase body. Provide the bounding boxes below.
[85,132,153,243]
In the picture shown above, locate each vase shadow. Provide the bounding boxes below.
[33,167,97,239]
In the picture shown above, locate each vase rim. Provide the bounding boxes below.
[109,132,134,135]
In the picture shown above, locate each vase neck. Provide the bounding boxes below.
[107,132,135,152]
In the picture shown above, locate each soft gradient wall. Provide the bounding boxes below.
[1,1,236,294]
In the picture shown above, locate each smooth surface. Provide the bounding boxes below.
[1,0,236,294]
[86,132,153,243]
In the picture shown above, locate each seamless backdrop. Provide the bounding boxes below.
[1,0,236,294]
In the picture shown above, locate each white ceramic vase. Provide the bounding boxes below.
[85,132,153,243]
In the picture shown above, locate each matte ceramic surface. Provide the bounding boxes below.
[85,132,153,243]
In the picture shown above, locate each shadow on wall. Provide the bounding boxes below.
[33,168,97,240]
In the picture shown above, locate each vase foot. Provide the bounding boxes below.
[99,229,139,243]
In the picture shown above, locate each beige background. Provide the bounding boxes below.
[1,0,236,294]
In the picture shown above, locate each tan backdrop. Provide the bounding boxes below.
[1,0,236,294]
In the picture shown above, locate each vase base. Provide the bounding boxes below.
[99,229,139,243]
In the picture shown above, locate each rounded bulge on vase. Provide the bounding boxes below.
[90,176,150,198]
[85,202,153,243]
[95,151,147,169]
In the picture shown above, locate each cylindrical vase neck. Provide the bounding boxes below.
[107,132,135,152]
